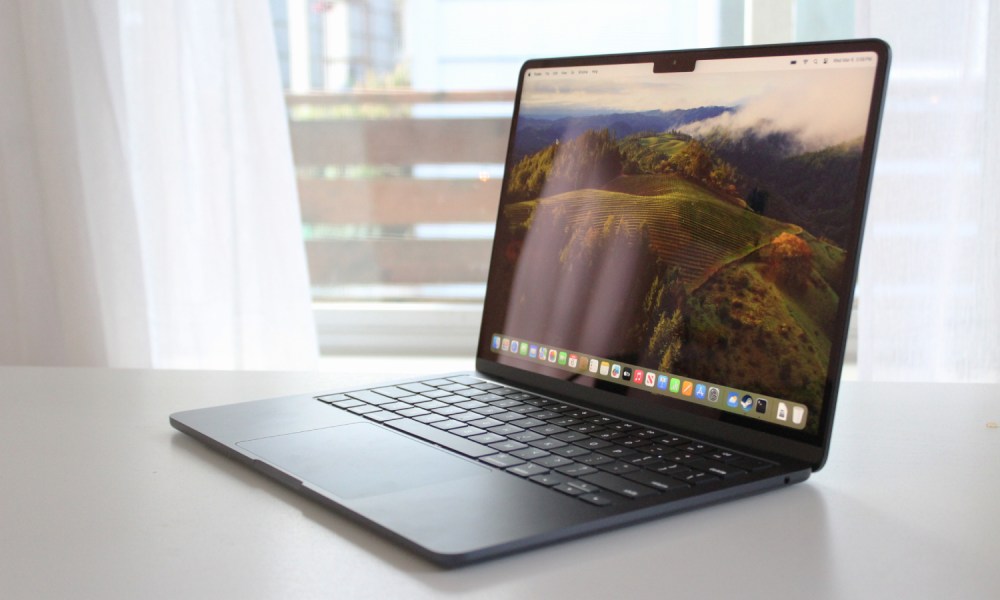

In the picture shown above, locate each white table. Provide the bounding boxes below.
[1,366,997,599]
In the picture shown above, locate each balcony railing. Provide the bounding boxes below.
[287,90,515,303]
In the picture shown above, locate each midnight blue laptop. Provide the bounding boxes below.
[172,39,890,567]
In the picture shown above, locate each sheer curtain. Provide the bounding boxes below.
[0,0,318,370]
[855,0,1000,381]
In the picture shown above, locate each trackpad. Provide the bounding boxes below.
[237,423,489,500]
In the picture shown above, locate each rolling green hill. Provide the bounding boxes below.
[504,173,795,290]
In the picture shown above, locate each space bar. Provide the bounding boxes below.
[384,418,495,458]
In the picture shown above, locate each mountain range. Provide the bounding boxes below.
[513,106,733,161]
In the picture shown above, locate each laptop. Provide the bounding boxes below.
[171,38,890,567]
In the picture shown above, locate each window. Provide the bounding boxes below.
[271,0,854,355]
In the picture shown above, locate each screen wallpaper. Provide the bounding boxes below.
[482,54,879,435]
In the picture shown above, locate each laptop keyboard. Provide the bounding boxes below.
[316,375,775,507]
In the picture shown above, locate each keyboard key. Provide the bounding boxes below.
[456,399,487,409]
[637,444,673,457]
[452,412,482,422]
[681,471,719,485]
[481,453,524,468]
[528,438,567,451]
[508,463,549,477]
[531,424,566,436]
[565,480,602,494]
[552,430,588,442]
[365,411,400,423]
[580,472,657,499]
[682,443,715,454]
[414,413,445,424]
[316,394,349,404]
[521,397,551,407]
[469,433,506,445]
[653,464,693,478]
[471,406,506,416]
[634,429,662,438]
[447,375,484,385]
[381,402,413,412]
[385,418,494,458]
[707,450,738,462]
[529,473,569,487]
[628,454,661,467]
[481,454,524,469]
[456,389,486,398]
[469,417,504,429]
[436,395,468,404]
[413,400,447,410]
[509,405,541,414]
[347,404,380,415]
[530,410,560,420]
[512,447,549,460]
[487,424,524,436]
[618,437,650,448]
[706,465,748,478]
[421,379,453,387]
[396,407,429,418]
[574,438,612,450]
[548,417,581,427]
[430,419,464,430]
[551,445,590,458]
[489,440,527,453]
[568,423,605,434]
[552,483,584,496]
[432,406,465,416]
[534,455,574,469]
[597,446,638,459]
[491,399,522,409]
[398,382,435,394]
[470,382,502,391]
[373,386,411,399]
[476,393,504,403]
[578,453,614,466]
[557,464,598,477]
[512,417,546,429]
[578,493,614,506]
[508,431,544,443]
[420,389,451,399]
[347,390,396,406]
[330,399,364,409]
[623,470,691,492]
[655,435,688,446]
[450,426,486,438]
[596,461,640,475]
[491,411,524,422]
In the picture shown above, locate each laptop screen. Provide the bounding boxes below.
[478,42,887,443]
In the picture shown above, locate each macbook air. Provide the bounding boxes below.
[171,38,890,567]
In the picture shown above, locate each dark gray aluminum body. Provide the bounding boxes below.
[170,373,808,567]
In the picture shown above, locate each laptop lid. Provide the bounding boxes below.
[475,39,890,470]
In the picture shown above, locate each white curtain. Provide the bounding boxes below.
[855,0,1000,381]
[0,0,319,370]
